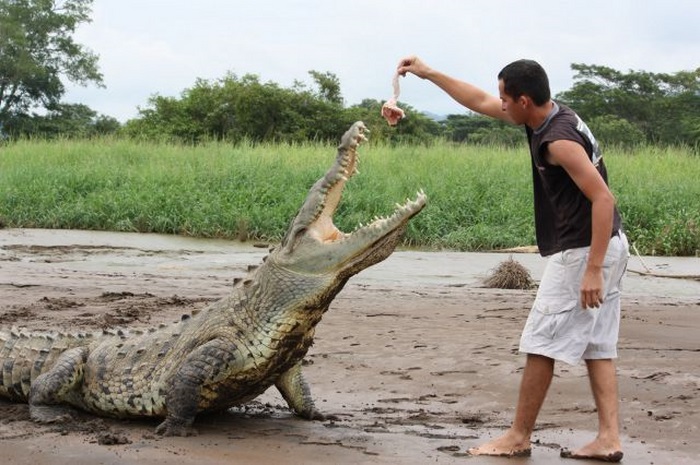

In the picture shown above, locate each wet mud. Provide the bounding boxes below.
[0,229,698,464]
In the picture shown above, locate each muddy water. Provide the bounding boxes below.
[2,228,698,298]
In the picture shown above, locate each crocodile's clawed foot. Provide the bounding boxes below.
[155,418,198,437]
[29,404,75,424]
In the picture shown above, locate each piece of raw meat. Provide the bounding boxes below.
[381,73,405,126]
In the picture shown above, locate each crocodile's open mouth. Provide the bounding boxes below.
[279,122,426,273]
[310,123,425,244]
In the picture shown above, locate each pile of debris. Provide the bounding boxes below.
[483,256,535,290]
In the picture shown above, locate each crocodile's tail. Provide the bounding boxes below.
[0,327,94,402]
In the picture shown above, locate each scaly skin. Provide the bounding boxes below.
[0,122,427,436]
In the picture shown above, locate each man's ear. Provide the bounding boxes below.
[518,95,531,108]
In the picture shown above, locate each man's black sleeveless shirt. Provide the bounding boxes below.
[525,102,621,257]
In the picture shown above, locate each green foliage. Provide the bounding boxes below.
[468,124,524,147]
[0,137,327,239]
[123,72,442,145]
[2,139,697,256]
[1,7,698,153]
[3,103,120,138]
[1,2,698,151]
[341,99,440,145]
[608,145,700,256]
[307,70,343,105]
[556,64,700,147]
[123,72,351,143]
[120,61,700,148]
[0,0,103,120]
[442,114,525,147]
[587,115,645,148]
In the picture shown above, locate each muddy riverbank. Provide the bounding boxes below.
[1,229,698,464]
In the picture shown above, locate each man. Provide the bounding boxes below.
[397,56,629,462]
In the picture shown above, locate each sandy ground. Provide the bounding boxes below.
[0,228,698,465]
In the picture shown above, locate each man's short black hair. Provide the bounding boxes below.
[498,59,551,106]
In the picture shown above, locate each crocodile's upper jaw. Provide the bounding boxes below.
[275,121,426,278]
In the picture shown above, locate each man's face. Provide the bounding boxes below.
[498,79,526,125]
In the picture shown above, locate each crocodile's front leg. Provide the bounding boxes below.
[156,338,240,436]
[29,346,89,423]
[275,361,324,420]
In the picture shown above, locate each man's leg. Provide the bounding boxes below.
[468,354,554,456]
[562,358,623,460]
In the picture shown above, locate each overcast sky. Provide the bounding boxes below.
[64,0,700,122]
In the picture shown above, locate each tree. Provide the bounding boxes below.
[440,114,524,146]
[0,0,103,122]
[586,115,645,148]
[3,102,119,137]
[124,72,350,143]
[442,114,491,143]
[345,98,442,145]
[307,70,343,105]
[556,64,700,146]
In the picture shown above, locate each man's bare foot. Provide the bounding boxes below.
[560,437,623,462]
[467,431,531,457]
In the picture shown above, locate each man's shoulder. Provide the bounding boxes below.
[551,102,578,123]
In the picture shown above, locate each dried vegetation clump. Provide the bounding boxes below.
[483,256,535,290]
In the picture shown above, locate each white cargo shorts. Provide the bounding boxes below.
[519,232,630,365]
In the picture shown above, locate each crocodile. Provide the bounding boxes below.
[0,121,426,436]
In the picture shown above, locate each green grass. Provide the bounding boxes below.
[1,138,698,255]
[607,145,700,256]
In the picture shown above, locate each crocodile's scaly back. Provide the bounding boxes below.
[0,122,427,436]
